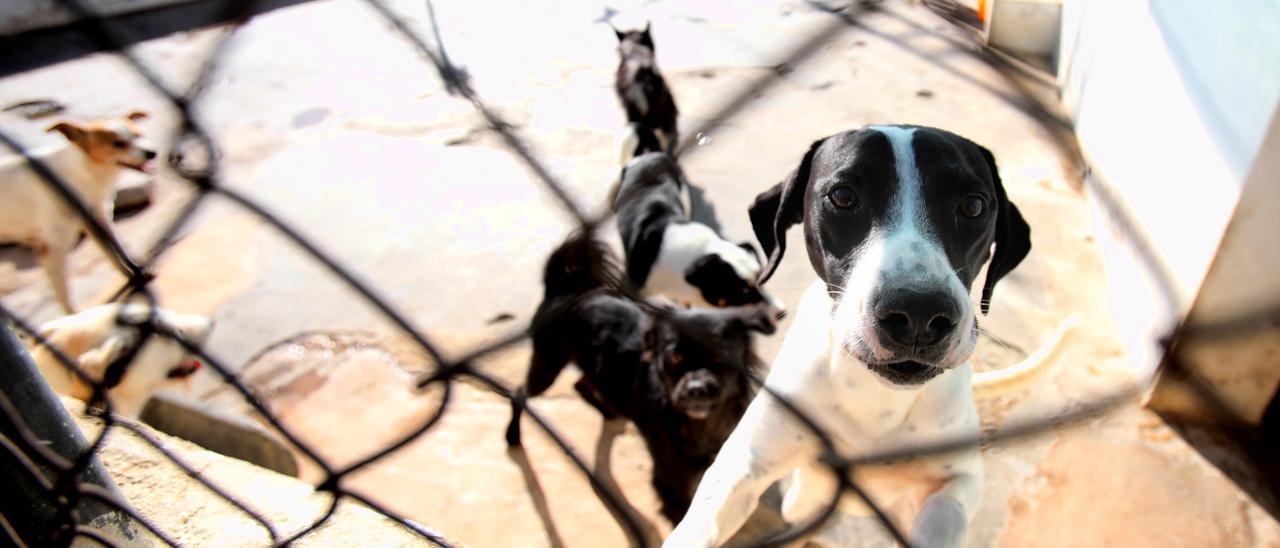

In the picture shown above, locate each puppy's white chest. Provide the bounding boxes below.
[781,375,976,530]
[830,365,973,452]
[782,345,922,453]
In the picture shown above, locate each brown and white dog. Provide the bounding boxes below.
[26,303,212,418]
[0,112,156,312]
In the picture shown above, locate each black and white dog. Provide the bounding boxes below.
[666,126,1075,547]
[506,230,777,534]
[613,152,783,313]
[614,23,679,161]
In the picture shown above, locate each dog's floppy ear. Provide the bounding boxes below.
[643,320,677,363]
[624,207,668,288]
[78,330,139,388]
[683,253,722,285]
[737,242,761,265]
[749,138,824,284]
[736,306,778,335]
[167,312,215,344]
[47,121,87,147]
[978,146,1031,314]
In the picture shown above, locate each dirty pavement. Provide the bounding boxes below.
[1,0,1276,545]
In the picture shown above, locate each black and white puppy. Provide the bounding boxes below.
[614,23,679,161]
[506,231,776,530]
[614,152,783,312]
[667,125,1036,548]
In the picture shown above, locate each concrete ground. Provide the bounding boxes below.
[2,0,1277,545]
[58,395,445,546]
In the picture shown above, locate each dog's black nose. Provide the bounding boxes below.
[143,149,157,160]
[874,289,959,348]
[685,378,718,399]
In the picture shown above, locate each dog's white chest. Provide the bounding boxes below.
[797,358,972,456]
[766,282,980,531]
[779,368,978,533]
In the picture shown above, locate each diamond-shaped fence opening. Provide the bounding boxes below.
[0,0,1251,546]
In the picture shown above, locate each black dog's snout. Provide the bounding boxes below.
[874,289,959,348]
[684,375,719,399]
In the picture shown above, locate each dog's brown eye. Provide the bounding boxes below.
[717,299,727,306]
[827,187,857,209]
[113,140,128,149]
[958,195,986,218]
[668,353,682,365]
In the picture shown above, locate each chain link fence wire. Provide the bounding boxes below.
[0,0,1262,546]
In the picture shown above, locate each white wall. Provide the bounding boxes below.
[1058,0,1280,381]
[1161,109,1280,424]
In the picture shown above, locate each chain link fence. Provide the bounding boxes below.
[0,0,1263,546]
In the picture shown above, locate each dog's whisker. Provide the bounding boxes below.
[976,325,1025,355]
[768,286,821,294]
[955,255,990,278]
[823,282,853,295]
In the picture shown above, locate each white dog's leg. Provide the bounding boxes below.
[36,239,75,313]
[664,393,818,547]
[667,281,836,547]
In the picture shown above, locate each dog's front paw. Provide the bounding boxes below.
[662,522,718,548]
[910,494,967,548]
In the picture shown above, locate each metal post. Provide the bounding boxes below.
[0,319,142,546]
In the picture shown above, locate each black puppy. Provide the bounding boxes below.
[613,152,783,312]
[614,23,679,161]
[506,230,776,528]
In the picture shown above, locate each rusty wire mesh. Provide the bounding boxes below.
[0,0,1252,546]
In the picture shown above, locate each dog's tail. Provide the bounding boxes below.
[971,314,1080,399]
[542,229,622,301]
[511,231,621,449]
